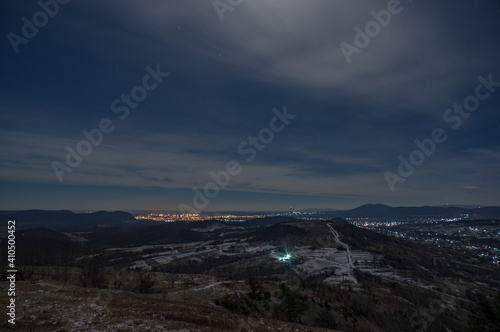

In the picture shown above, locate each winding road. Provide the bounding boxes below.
[327,223,357,283]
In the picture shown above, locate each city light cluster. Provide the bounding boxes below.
[135,213,203,222]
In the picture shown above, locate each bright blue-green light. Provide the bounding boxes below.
[278,253,291,261]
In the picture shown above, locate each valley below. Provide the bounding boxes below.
[1,211,499,331]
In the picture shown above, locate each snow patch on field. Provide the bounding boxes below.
[153,256,173,264]
[129,260,152,271]
[245,244,276,253]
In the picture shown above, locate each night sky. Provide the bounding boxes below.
[1,0,499,212]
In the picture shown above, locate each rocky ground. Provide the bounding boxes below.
[1,277,339,332]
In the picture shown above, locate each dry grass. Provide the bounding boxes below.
[0,276,340,332]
